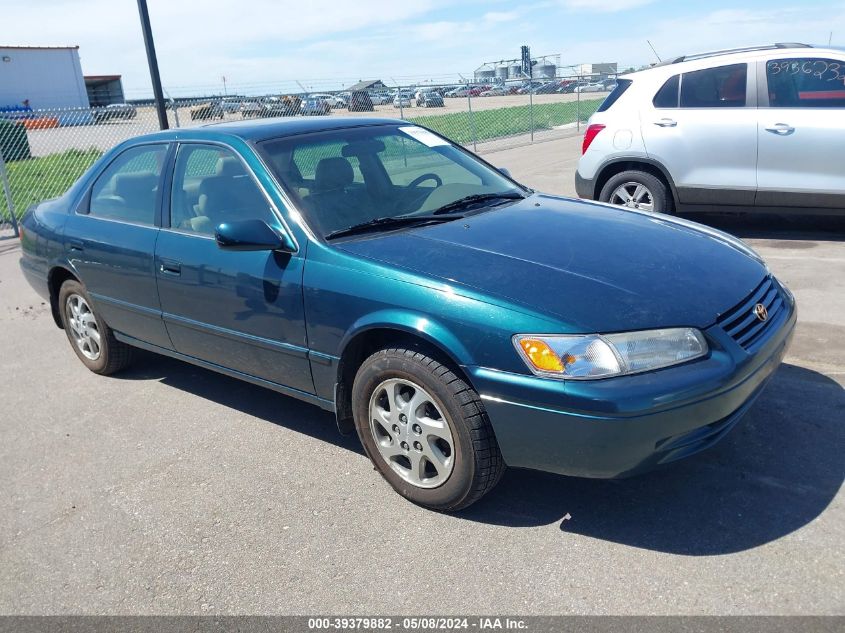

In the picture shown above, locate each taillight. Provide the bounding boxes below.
[582,124,606,154]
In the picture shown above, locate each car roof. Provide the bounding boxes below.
[621,44,844,80]
[130,116,408,144]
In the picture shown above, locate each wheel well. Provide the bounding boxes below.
[47,267,78,329]
[595,161,676,211]
[334,328,471,434]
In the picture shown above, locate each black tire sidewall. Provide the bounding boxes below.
[352,351,478,510]
[599,170,670,213]
[58,280,111,373]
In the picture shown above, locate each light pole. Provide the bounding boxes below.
[136,0,168,130]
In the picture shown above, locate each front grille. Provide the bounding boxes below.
[717,276,785,352]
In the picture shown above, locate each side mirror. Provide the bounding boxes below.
[215,219,295,253]
[498,167,513,179]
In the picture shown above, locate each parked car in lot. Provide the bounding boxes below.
[574,82,605,93]
[219,98,242,114]
[392,92,414,108]
[479,87,508,97]
[92,103,137,122]
[347,91,374,112]
[300,97,331,116]
[310,93,347,109]
[576,43,845,215]
[370,91,393,105]
[416,91,445,107]
[239,101,262,118]
[189,101,225,121]
[19,117,795,511]
[559,81,587,94]
[257,96,302,118]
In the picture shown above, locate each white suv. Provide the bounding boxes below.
[575,43,845,214]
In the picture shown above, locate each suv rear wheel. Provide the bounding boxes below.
[600,170,670,213]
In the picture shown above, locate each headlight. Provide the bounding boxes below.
[514,328,708,380]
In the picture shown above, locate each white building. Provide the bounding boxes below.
[0,45,90,110]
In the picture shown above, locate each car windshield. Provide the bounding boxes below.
[257,124,525,238]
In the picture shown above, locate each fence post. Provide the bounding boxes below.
[529,90,534,143]
[0,148,19,237]
[467,91,477,152]
[172,101,181,128]
[399,87,404,120]
[576,75,581,132]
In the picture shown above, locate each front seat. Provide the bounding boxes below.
[197,156,265,229]
[306,157,363,232]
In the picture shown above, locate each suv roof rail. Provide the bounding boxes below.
[655,43,813,66]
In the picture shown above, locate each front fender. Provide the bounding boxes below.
[339,308,474,367]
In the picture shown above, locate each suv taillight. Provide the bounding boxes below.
[582,124,606,154]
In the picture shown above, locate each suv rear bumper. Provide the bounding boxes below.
[574,170,595,200]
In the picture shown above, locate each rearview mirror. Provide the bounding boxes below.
[215,219,295,252]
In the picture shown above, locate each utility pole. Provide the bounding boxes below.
[222,75,227,96]
[136,0,169,130]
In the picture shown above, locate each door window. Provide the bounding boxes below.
[766,58,845,107]
[680,63,747,108]
[88,144,167,225]
[170,144,275,235]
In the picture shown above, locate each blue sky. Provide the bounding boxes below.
[8,0,845,95]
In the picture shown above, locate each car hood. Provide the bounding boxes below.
[336,195,767,332]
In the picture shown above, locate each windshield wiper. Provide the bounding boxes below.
[431,191,525,215]
[325,214,463,240]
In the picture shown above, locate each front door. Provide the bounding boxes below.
[641,62,758,207]
[154,142,314,394]
[63,142,173,349]
[756,55,845,210]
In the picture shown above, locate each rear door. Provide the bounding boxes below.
[756,55,845,210]
[63,142,173,349]
[641,62,758,207]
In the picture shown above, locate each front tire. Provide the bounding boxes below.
[58,280,133,375]
[352,348,505,511]
[599,169,670,213]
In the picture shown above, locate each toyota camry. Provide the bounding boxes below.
[19,117,796,511]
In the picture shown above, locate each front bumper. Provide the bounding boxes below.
[467,301,796,478]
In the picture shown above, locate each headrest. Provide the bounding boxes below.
[314,157,354,191]
[215,156,242,177]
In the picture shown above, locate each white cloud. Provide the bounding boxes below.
[558,0,654,13]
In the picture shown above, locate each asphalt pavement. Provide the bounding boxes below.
[0,136,842,615]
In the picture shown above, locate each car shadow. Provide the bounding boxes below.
[459,363,844,555]
[684,212,845,241]
[116,353,842,556]
[116,349,364,456]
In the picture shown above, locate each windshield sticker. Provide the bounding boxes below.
[399,126,450,147]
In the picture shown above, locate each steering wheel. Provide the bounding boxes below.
[408,173,442,189]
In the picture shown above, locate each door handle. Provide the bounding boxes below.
[159,260,181,276]
[653,118,677,127]
[764,123,795,135]
[68,239,84,252]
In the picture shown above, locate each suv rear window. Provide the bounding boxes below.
[653,74,680,108]
[596,79,632,112]
[680,63,747,108]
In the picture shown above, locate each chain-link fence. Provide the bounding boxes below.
[0,74,611,233]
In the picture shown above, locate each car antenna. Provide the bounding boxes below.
[647,40,662,63]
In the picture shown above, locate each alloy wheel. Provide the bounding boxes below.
[368,378,455,488]
[609,181,655,212]
[65,294,101,361]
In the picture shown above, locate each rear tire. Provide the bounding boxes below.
[352,348,505,511]
[58,280,133,375]
[599,169,671,214]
